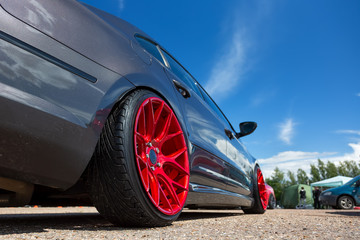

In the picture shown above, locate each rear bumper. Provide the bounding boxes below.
[0,90,96,189]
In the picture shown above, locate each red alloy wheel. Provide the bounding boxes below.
[134,97,189,215]
[257,168,268,210]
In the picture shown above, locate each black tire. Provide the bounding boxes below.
[267,194,276,209]
[87,90,189,227]
[337,196,354,210]
[243,165,266,214]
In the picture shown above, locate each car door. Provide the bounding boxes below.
[196,85,253,196]
[160,48,250,196]
[351,179,360,205]
[161,54,229,191]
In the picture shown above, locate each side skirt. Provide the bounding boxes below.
[185,183,253,208]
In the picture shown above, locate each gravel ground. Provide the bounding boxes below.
[0,207,359,239]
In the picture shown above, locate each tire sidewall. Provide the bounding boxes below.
[268,194,276,209]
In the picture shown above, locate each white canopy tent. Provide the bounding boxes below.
[310,175,352,188]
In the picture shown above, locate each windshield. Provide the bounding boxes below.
[344,175,360,186]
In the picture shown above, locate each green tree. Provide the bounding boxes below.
[310,164,321,183]
[267,167,286,201]
[337,160,360,177]
[326,161,338,178]
[345,160,360,177]
[297,168,309,184]
[317,159,327,179]
[287,170,297,185]
[338,161,349,176]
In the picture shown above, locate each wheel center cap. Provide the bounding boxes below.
[149,149,157,164]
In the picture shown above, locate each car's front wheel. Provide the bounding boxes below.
[337,196,354,210]
[88,90,190,227]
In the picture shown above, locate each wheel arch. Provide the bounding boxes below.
[83,83,190,174]
[337,194,356,204]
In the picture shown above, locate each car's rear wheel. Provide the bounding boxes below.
[337,196,354,210]
[243,166,267,214]
[267,194,276,209]
[88,90,189,227]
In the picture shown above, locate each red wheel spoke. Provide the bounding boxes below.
[159,152,188,175]
[167,175,187,192]
[158,174,181,207]
[138,106,146,137]
[161,131,183,144]
[169,147,187,160]
[157,113,172,143]
[134,97,189,216]
[135,131,147,142]
[144,100,155,139]
[141,165,150,191]
[136,154,147,165]
[153,101,164,125]
[159,184,173,212]
[149,171,160,206]
[158,168,187,191]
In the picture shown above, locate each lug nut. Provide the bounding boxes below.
[150,166,155,171]
[147,142,152,147]
[156,162,161,167]
[146,154,149,158]
[155,148,160,153]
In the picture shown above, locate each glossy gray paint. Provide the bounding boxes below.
[0,0,258,207]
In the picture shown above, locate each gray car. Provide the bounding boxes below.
[0,0,266,226]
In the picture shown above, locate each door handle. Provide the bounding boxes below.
[173,79,191,98]
[224,129,234,140]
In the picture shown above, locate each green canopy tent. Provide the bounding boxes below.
[280,184,313,209]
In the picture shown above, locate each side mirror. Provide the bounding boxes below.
[235,122,257,138]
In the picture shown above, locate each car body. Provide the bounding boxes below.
[265,184,276,209]
[319,175,360,209]
[0,0,266,226]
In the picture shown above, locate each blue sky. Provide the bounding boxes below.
[81,0,360,178]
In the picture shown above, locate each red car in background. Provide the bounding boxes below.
[265,184,276,209]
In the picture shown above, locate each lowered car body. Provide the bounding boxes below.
[0,0,266,226]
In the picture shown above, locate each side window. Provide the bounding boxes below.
[161,49,202,96]
[353,180,360,187]
[135,36,164,64]
[198,85,232,128]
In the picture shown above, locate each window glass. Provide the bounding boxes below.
[135,36,164,64]
[161,49,201,96]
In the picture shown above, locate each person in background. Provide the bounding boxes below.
[299,187,307,209]
[313,187,322,209]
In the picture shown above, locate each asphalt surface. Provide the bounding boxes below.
[0,207,359,239]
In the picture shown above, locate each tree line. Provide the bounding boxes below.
[266,159,360,200]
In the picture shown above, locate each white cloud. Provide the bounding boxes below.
[278,118,295,145]
[204,30,246,99]
[118,0,125,12]
[204,1,272,101]
[337,129,360,142]
[250,89,277,107]
[258,142,360,179]
[357,93,360,97]
[337,130,360,136]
